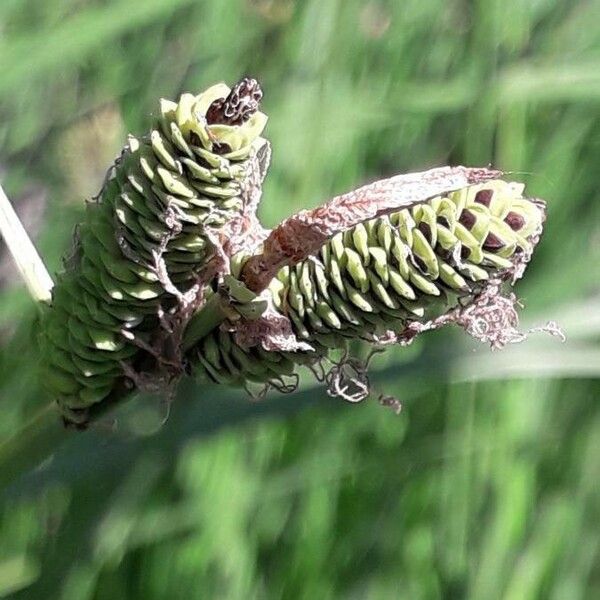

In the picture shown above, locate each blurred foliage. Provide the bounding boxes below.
[0,0,599,598]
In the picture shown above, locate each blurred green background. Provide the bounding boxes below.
[1,0,599,598]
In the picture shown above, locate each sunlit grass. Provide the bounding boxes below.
[0,0,598,598]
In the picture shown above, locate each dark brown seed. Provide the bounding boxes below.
[413,255,428,273]
[458,209,476,230]
[483,232,504,250]
[212,142,232,155]
[504,211,525,231]
[437,247,452,261]
[474,189,493,206]
[418,222,432,242]
[436,216,450,228]
[460,245,470,260]
[189,131,202,147]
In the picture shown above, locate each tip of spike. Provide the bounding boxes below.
[205,77,263,126]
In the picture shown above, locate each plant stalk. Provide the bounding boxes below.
[182,293,231,351]
[0,403,65,491]
[0,183,54,304]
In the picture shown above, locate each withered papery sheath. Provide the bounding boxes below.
[39,79,546,426]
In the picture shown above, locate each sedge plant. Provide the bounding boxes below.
[0,78,555,484]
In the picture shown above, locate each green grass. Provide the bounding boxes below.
[0,0,599,598]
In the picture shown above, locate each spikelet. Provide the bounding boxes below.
[40,79,269,425]
[190,180,545,388]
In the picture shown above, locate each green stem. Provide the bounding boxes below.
[0,403,66,491]
[0,291,231,491]
[182,293,231,351]
[0,385,136,491]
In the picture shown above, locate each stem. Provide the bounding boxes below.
[0,403,65,492]
[0,183,54,304]
[182,293,231,351]
[0,386,134,491]
[0,338,591,493]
